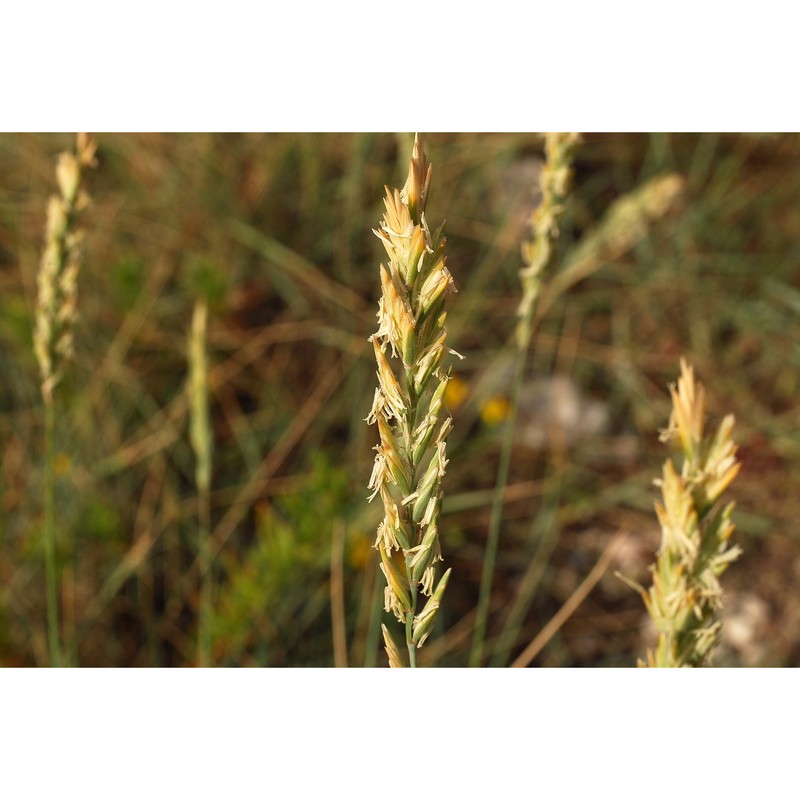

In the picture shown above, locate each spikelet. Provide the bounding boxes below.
[189,300,213,494]
[34,133,97,405]
[635,359,741,667]
[516,132,581,348]
[367,134,458,666]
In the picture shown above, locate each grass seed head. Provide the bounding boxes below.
[367,134,456,665]
[639,359,741,667]
[34,133,96,405]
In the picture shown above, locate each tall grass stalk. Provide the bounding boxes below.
[330,520,348,667]
[469,133,580,667]
[42,400,58,666]
[534,172,685,326]
[189,298,214,666]
[623,359,741,667]
[367,134,457,667]
[33,133,96,667]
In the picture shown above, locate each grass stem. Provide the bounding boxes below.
[35,133,96,667]
[330,520,348,667]
[43,400,61,667]
[189,299,214,667]
[469,346,526,666]
[469,133,580,667]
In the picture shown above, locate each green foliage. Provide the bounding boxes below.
[182,256,229,312]
[110,255,146,312]
[0,294,34,352]
[212,453,352,665]
[76,494,124,544]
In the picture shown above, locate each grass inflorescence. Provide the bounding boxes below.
[470,133,581,667]
[366,134,458,667]
[623,358,741,667]
[33,133,96,667]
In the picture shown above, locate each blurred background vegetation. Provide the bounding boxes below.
[1,132,798,667]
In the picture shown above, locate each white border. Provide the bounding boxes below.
[3,3,797,130]
[1,668,796,798]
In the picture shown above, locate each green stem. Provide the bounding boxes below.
[190,299,213,667]
[406,613,417,668]
[198,486,212,667]
[43,400,61,668]
[469,135,578,666]
[405,553,418,667]
[490,475,562,666]
[469,344,528,667]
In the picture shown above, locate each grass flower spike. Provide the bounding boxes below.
[516,132,581,349]
[470,133,580,667]
[367,134,456,667]
[34,133,96,667]
[189,298,214,666]
[636,359,741,667]
[35,133,97,405]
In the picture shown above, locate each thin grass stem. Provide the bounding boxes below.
[469,345,526,666]
[511,531,628,667]
[469,133,580,667]
[34,133,96,667]
[330,520,348,667]
[43,400,61,667]
[189,298,213,667]
[489,473,562,666]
